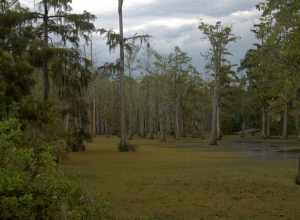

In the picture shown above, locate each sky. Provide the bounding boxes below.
[20,0,263,72]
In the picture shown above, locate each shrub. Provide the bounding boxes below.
[0,119,110,220]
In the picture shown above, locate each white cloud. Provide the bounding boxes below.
[72,0,157,14]
[231,9,259,20]
[126,18,199,32]
[20,0,157,14]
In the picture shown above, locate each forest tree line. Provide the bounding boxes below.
[91,0,300,146]
[1,0,300,151]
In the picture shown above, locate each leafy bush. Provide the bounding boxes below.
[0,119,111,220]
[0,49,34,119]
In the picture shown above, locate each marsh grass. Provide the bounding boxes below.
[63,136,300,220]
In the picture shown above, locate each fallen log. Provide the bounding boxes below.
[238,128,260,137]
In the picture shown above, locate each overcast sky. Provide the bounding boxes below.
[20,0,263,72]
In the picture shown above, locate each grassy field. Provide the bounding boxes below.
[63,136,300,220]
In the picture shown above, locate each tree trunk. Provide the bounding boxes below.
[181,113,186,138]
[128,62,133,140]
[266,110,271,138]
[64,113,70,131]
[216,103,222,140]
[261,107,266,138]
[209,41,221,146]
[43,1,49,101]
[296,157,300,185]
[91,42,96,137]
[139,110,145,137]
[209,84,218,145]
[159,108,167,142]
[240,119,246,138]
[118,0,129,151]
[149,113,154,139]
[175,98,180,139]
[92,97,96,137]
[160,121,167,142]
[128,113,133,140]
[296,113,300,141]
[282,102,288,139]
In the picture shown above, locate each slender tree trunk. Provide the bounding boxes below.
[175,98,180,139]
[241,119,246,138]
[128,64,134,140]
[209,84,218,145]
[91,41,96,137]
[216,103,222,140]
[96,111,100,135]
[149,120,154,139]
[160,120,167,142]
[89,105,92,134]
[128,112,133,140]
[159,107,167,142]
[296,157,300,185]
[209,44,221,146]
[92,97,96,137]
[139,110,145,137]
[296,113,300,141]
[43,0,49,101]
[266,110,271,138]
[282,102,288,139]
[181,117,186,138]
[118,0,129,151]
[261,107,266,138]
[296,114,299,133]
[64,113,70,131]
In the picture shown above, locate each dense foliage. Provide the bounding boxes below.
[240,0,300,139]
[0,119,110,219]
